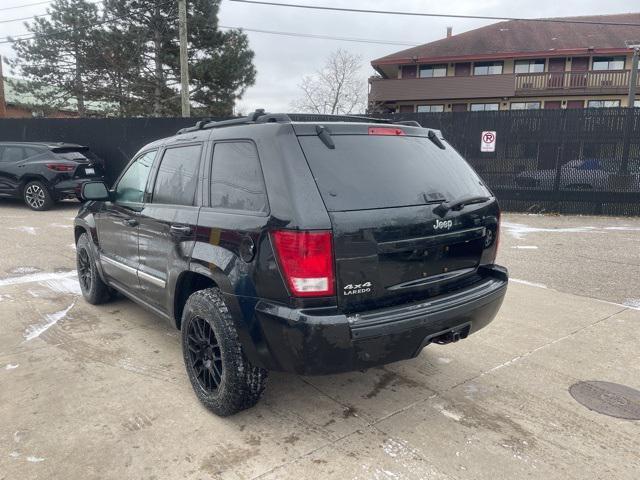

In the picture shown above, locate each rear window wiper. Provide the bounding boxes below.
[433,195,491,217]
[316,125,335,149]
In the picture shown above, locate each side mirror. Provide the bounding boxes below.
[81,181,110,201]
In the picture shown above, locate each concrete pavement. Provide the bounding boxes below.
[0,201,639,479]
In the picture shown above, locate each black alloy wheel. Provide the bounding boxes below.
[186,316,223,392]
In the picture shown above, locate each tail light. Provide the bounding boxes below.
[46,163,75,172]
[488,209,501,264]
[271,230,335,297]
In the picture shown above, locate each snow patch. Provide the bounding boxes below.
[24,303,75,341]
[9,452,20,459]
[502,222,596,240]
[622,298,640,310]
[5,363,19,370]
[0,270,77,288]
[49,223,73,229]
[38,277,82,296]
[511,278,548,289]
[9,266,41,275]
[436,357,452,364]
[26,456,45,463]
[511,245,538,250]
[603,226,640,231]
[433,403,463,421]
[9,226,38,235]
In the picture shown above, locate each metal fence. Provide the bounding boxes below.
[1,110,639,215]
[391,108,640,216]
[0,117,219,183]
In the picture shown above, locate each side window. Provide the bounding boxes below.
[0,146,26,163]
[152,144,202,206]
[115,150,156,205]
[210,142,268,214]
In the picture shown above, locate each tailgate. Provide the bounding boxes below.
[330,205,492,312]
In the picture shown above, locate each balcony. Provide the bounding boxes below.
[515,70,639,95]
[369,70,640,104]
[369,74,516,103]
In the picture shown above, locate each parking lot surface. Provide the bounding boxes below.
[1,201,639,480]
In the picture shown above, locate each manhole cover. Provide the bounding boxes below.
[569,381,640,420]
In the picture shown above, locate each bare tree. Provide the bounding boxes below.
[293,49,366,115]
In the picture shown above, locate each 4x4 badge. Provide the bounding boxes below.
[343,282,372,295]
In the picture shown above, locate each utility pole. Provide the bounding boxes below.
[178,0,190,117]
[0,55,7,118]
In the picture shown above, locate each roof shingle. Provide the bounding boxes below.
[372,13,640,65]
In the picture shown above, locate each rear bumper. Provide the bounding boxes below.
[250,265,508,375]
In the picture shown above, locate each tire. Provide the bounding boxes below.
[23,180,54,211]
[181,288,267,416]
[76,233,112,305]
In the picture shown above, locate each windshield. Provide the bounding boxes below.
[298,134,490,211]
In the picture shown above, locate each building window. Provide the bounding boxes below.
[635,100,640,108]
[510,101,541,110]
[514,59,545,73]
[401,65,417,79]
[473,61,503,75]
[470,103,500,111]
[416,105,444,113]
[587,100,621,108]
[592,57,625,71]
[419,64,447,78]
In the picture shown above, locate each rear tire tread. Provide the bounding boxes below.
[181,288,267,416]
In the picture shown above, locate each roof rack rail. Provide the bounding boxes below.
[176,110,413,135]
[287,113,392,124]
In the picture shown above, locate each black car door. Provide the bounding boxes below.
[0,145,41,195]
[95,150,157,293]
[136,142,205,312]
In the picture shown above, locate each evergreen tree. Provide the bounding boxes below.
[10,0,103,117]
[103,0,256,116]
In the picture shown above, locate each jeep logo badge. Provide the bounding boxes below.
[433,219,453,230]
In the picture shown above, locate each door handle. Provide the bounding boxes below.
[170,225,191,235]
[123,218,138,227]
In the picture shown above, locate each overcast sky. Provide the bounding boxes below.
[1,0,637,112]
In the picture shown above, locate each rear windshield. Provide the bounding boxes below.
[298,134,489,211]
[53,147,101,163]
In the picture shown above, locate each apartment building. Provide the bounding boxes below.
[369,13,640,113]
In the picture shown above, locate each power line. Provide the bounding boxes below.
[0,0,103,25]
[228,0,640,27]
[0,1,51,12]
[0,0,175,45]
[0,14,50,25]
[218,25,418,46]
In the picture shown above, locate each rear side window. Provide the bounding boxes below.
[152,144,202,206]
[0,146,39,162]
[298,135,489,211]
[210,142,268,214]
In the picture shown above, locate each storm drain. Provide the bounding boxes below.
[569,381,640,420]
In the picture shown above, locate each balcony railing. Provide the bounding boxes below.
[368,70,640,104]
[515,70,639,93]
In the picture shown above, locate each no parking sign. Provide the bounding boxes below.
[481,131,496,152]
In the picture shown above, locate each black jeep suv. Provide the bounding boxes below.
[0,142,106,210]
[74,111,508,416]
